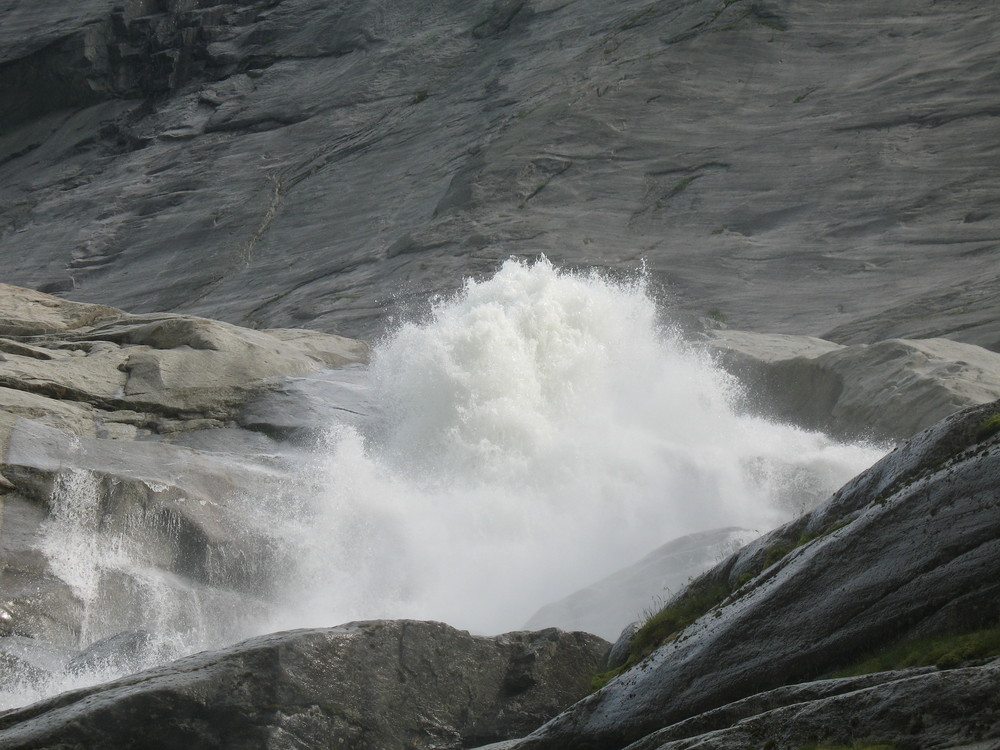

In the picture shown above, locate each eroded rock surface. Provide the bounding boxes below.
[0,283,370,702]
[0,620,609,750]
[0,282,368,442]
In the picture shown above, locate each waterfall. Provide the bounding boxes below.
[5,257,884,709]
[269,258,884,634]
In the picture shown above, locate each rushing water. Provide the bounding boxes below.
[3,258,885,709]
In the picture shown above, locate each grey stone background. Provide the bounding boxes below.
[2,0,998,347]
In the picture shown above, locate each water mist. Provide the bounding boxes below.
[271,258,883,635]
[5,257,885,709]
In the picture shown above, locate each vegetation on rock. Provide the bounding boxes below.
[834,624,1000,677]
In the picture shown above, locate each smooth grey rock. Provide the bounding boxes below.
[624,663,1000,750]
[505,399,1000,749]
[0,620,609,750]
[1,2,998,349]
[704,330,1000,440]
[523,528,756,641]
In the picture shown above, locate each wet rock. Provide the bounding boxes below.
[626,662,1000,750]
[0,282,371,686]
[66,630,152,676]
[503,399,1000,749]
[0,620,609,750]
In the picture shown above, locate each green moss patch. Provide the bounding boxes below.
[591,582,732,689]
[834,624,1000,677]
[975,412,1000,441]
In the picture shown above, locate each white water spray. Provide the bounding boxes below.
[272,258,883,634]
[7,257,884,709]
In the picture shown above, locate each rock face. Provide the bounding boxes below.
[523,528,756,641]
[623,663,1000,750]
[0,282,368,441]
[500,399,1000,749]
[1,1,999,348]
[0,283,371,702]
[0,620,610,749]
[703,330,1000,440]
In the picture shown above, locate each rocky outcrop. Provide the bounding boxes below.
[0,283,370,699]
[1,1,998,348]
[0,282,368,442]
[523,528,756,641]
[0,620,609,750]
[703,330,1000,440]
[500,398,1000,749]
[623,663,1000,749]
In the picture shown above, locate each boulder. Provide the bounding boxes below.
[0,620,609,750]
[502,399,1000,749]
[703,330,1000,440]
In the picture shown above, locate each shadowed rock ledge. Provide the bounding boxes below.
[0,620,609,749]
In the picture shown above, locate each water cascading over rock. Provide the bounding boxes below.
[269,259,884,635]
[1,261,885,709]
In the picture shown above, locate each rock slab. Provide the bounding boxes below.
[703,330,1000,440]
[0,620,609,750]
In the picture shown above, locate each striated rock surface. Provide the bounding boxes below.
[0,620,609,750]
[623,662,1000,749]
[1,1,999,348]
[703,330,1000,440]
[499,398,1000,749]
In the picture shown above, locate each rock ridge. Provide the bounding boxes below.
[0,620,609,750]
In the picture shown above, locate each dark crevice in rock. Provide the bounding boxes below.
[0,0,291,133]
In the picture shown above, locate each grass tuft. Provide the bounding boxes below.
[834,624,1000,677]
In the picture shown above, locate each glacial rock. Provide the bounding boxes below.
[0,416,301,655]
[1,1,998,349]
[523,528,756,641]
[0,282,371,697]
[501,398,1000,749]
[704,330,1000,440]
[0,620,609,750]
